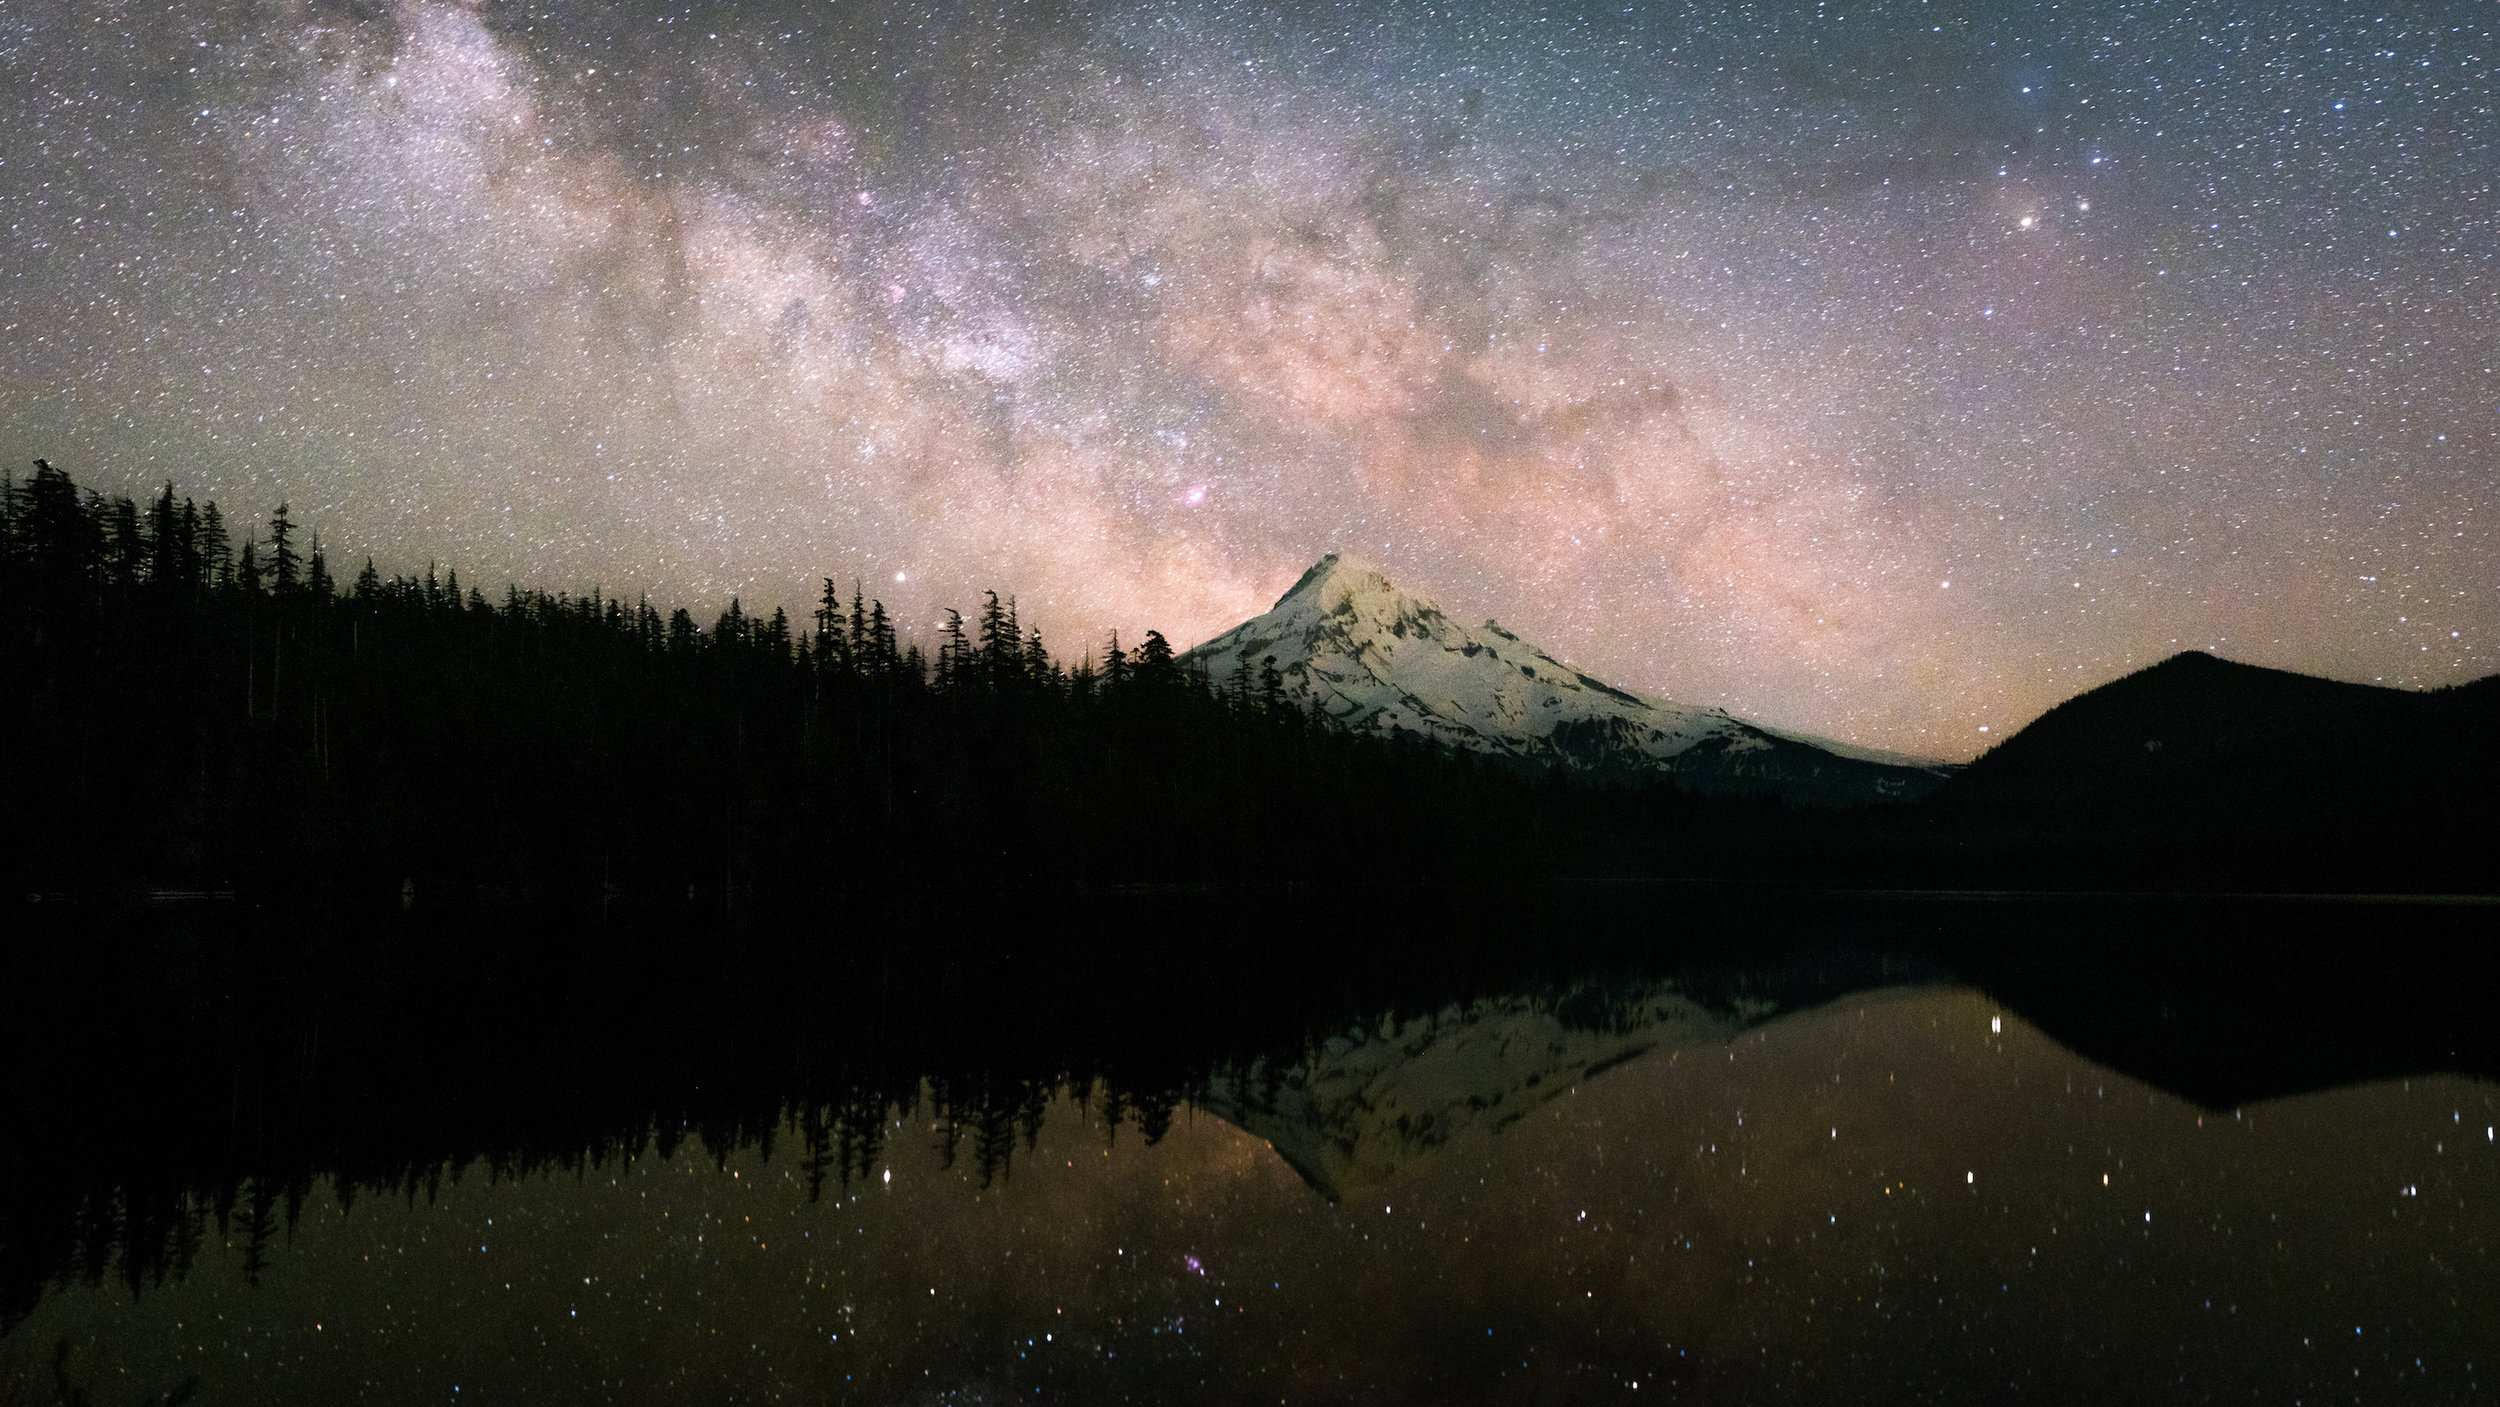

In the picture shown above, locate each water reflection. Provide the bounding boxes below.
[8,982,2493,1404]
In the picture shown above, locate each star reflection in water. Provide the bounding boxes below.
[7,986,2491,1404]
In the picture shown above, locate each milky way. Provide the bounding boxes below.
[3,0,2491,753]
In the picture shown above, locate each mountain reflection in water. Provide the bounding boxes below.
[2,892,2495,1403]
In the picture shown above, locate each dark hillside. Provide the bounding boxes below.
[1928,651,2498,887]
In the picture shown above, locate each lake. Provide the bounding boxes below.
[2,890,2493,1403]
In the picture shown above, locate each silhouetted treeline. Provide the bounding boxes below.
[8,460,2490,905]
[3,461,1789,911]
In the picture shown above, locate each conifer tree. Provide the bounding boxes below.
[976,591,1017,687]
[1134,630,1177,689]
[266,504,301,594]
[177,499,201,594]
[147,485,182,588]
[19,460,94,589]
[1022,626,1052,686]
[236,535,264,597]
[815,579,851,673]
[937,608,969,689]
[1101,631,1128,691]
[1228,651,1253,711]
[867,599,897,676]
[764,606,793,665]
[199,501,232,592]
[106,494,145,591]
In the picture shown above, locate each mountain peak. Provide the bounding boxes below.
[1274,552,1399,612]
[1181,555,1956,803]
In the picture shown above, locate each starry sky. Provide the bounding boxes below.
[3,0,2492,754]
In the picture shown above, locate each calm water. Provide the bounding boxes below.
[5,951,2494,1404]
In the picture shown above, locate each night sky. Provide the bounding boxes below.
[3,0,2491,754]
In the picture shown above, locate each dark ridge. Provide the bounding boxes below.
[1888,650,2500,892]
[1938,649,2498,821]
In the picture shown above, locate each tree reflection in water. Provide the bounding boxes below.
[4,889,2496,1402]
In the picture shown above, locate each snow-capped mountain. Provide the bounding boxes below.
[1179,553,1953,804]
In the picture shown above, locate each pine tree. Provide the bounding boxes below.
[937,608,969,689]
[106,494,145,591]
[976,591,1016,687]
[1022,626,1052,685]
[266,504,301,594]
[815,578,851,673]
[867,599,898,676]
[307,532,333,599]
[764,606,793,665]
[19,460,94,590]
[176,499,201,594]
[1134,630,1177,688]
[199,501,232,593]
[147,484,182,588]
[236,534,264,597]
[1101,631,1128,691]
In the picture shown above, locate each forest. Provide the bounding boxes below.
[1,460,1809,916]
[10,459,2490,918]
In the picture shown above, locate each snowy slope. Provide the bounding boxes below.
[1179,553,1953,804]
